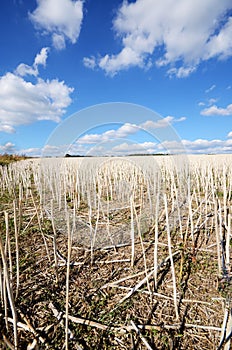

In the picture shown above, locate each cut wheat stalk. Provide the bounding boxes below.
[4,211,13,282]
[118,250,180,304]
[105,283,212,305]
[0,259,3,308]
[224,310,232,350]
[130,193,135,267]
[48,302,74,340]
[65,209,73,350]
[2,334,14,350]
[7,316,45,344]
[225,212,231,274]
[218,299,232,350]
[2,266,8,331]
[101,268,154,290]
[153,183,160,289]
[133,195,152,298]
[0,234,18,349]
[130,320,153,350]
[30,189,51,262]
[87,193,94,264]
[13,200,20,298]
[49,301,222,335]
[96,259,130,264]
[164,194,179,320]
[51,199,58,284]
[215,199,222,275]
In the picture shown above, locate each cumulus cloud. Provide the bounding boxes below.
[156,138,232,154]
[71,116,232,155]
[15,47,49,77]
[76,123,139,144]
[0,49,73,133]
[208,98,218,105]
[98,47,143,75]
[19,147,42,157]
[34,47,49,67]
[167,66,196,78]
[201,104,232,116]
[29,0,84,50]
[142,116,186,129]
[76,117,185,145]
[198,98,218,109]
[112,142,157,155]
[78,138,232,155]
[52,33,66,50]
[0,125,15,133]
[33,137,232,157]
[141,118,172,129]
[83,56,97,70]
[15,64,38,77]
[0,142,16,154]
[182,139,232,153]
[204,17,232,60]
[85,0,232,76]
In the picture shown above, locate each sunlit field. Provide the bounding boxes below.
[0,154,231,349]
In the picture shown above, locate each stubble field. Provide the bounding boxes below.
[0,154,231,349]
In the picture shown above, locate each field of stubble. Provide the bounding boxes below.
[0,154,231,349]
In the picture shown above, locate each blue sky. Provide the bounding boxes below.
[0,0,232,156]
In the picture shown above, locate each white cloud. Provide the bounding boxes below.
[182,139,232,153]
[208,98,218,105]
[204,17,232,60]
[0,125,16,134]
[198,97,218,110]
[18,147,42,157]
[176,117,186,122]
[112,142,157,155]
[24,137,232,157]
[0,73,73,128]
[201,104,232,116]
[25,137,232,157]
[167,66,196,78]
[52,33,66,50]
[205,84,216,93]
[76,117,186,146]
[76,123,139,144]
[85,0,232,76]
[116,123,139,137]
[141,116,185,129]
[34,47,49,67]
[77,133,103,144]
[141,117,173,129]
[157,140,185,153]
[30,0,84,50]
[15,47,49,77]
[77,121,232,154]
[0,49,73,133]
[157,138,232,154]
[42,144,70,157]
[83,56,97,70]
[0,142,16,154]
[15,64,38,77]
[98,47,143,76]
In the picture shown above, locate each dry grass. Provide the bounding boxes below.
[0,154,28,167]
